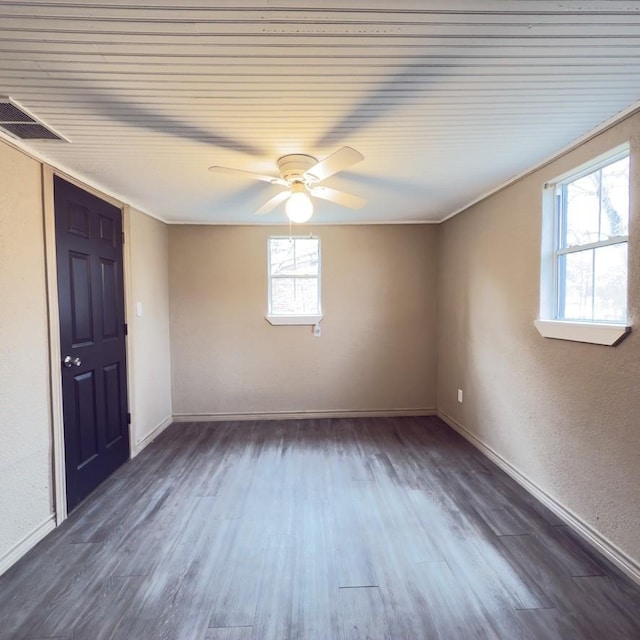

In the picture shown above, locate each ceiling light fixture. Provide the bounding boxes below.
[286,182,313,223]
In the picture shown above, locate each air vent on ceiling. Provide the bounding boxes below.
[0,97,67,141]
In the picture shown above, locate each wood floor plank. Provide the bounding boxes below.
[107,479,184,577]
[251,531,296,640]
[496,533,580,607]
[0,541,98,637]
[515,606,623,640]
[18,559,140,639]
[330,483,379,588]
[66,575,146,640]
[567,574,640,638]
[17,476,191,638]
[347,484,440,637]
[403,486,553,613]
[444,532,552,612]
[0,417,638,640]
[108,497,231,640]
[412,560,502,639]
[289,498,341,639]
[534,525,608,577]
[338,586,391,640]
[204,627,253,640]
[434,468,556,537]
[206,517,264,628]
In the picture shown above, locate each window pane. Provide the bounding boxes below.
[560,249,593,320]
[269,238,294,274]
[593,243,627,322]
[600,157,629,239]
[270,237,319,276]
[271,277,319,315]
[564,173,600,248]
[294,239,320,275]
[551,151,629,326]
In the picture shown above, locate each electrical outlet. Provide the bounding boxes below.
[457,389,463,403]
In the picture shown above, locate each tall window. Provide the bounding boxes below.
[552,150,629,323]
[268,236,321,321]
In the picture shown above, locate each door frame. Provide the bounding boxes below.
[42,165,136,524]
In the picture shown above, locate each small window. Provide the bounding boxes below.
[555,153,629,322]
[267,236,322,325]
[536,144,631,345]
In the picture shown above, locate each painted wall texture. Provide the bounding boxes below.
[437,112,640,568]
[0,138,174,571]
[128,208,172,450]
[0,141,53,559]
[2,108,640,579]
[169,224,439,417]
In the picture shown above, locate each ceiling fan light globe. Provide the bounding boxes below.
[286,192,313,223]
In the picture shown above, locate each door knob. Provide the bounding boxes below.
[63,355,82,368]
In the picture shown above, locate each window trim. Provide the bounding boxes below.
[534,320,630,346]
[265,314,323,326]
[537,143,632,346]
[266,235,322,326]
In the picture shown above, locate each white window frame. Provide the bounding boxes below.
[536,143,631,346]
[266,235,323,326]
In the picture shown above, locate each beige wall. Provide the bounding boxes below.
[128,208,172,452]
[169,224,438,417]
[0,137,172,574]
[0,141,53,564]
[2,108,639,579]
[438,112,640,568]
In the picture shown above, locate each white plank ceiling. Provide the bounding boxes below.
[1,0,640,224]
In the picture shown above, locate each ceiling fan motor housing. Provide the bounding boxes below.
[277,154,318,185]
[210,147,365,215]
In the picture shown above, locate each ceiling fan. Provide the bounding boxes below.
[209,146,366,223]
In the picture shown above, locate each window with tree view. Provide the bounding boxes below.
[268,236,321,317]
[554,152,629,323]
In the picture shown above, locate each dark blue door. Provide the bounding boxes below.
[55,176,130,511]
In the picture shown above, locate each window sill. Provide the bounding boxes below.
[266,314,323,326]
[534,320,631,346]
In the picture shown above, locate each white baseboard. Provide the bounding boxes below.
[132,415,173,456]
[0,514,56,578]
[438,410,640,585]
[173,407,436,423]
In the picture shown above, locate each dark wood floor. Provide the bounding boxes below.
[2,416,639,640]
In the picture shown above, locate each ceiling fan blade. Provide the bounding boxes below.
[304,146,364,183]
[255,190,290,215]
[209,165,287,186]
[309,186,366,209]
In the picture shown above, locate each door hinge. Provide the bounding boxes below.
[122,231,125,244]
[127,412,131,425]
[124,323,128,336]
